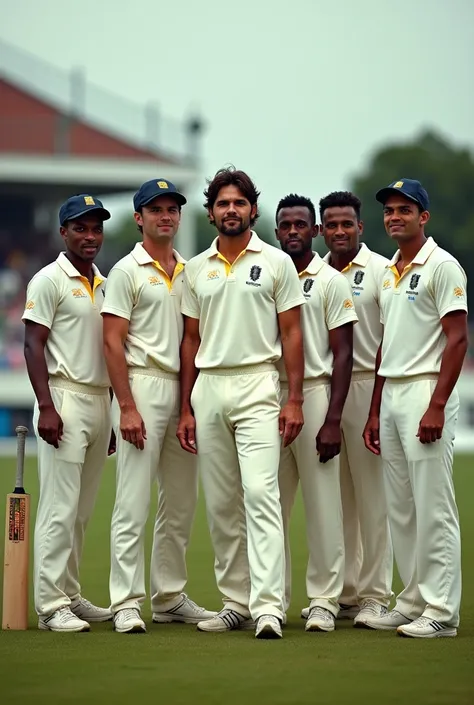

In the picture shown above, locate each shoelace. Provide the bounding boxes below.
[57,607,78,622]
[411,616,431,628]
[309,607,332,621]
[181,596,205,614]
[117,608,139,621]
[259,615,280,627]
[360,600,387,616]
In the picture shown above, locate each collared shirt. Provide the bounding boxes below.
[22,252,109,387]
[324,243,388,373]
[101,242,186,373]
[278,253,358,381]
[181,231,305,370]
[378,237,468,378]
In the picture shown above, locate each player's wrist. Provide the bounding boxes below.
[38,399,55,411]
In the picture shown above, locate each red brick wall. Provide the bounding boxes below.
[0,78,170,161]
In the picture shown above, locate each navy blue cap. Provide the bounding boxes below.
[133,179,187,211]
[59,194,111,226]
[375,179,429,211]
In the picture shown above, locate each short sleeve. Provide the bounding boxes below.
[274,256,306,314]
[181,269,200,319]
[100,267,135,320]
[21,275,59,329]
[325,275,359,330]
[431,261,468,318]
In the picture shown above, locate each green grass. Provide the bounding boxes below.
[0,454,473,705]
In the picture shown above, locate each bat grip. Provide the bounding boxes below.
[14,425,28,492]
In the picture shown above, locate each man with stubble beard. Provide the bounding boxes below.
[178,167,306,639]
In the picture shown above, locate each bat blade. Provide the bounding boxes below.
[2,493,30,630]
[2,424,30,631]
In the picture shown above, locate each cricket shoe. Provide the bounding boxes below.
[363,609,411,631]
[70,597,112,622]
[255,615,282,639]
[353,599,388,629]
[301,603,359,620]
[39,606,90,632]
[153,594,217,624]
[397,616,457,639]
[113,608,146,634]
[305,607,336,632]
[197,608,254,632]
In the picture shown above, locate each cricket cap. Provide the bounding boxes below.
[375,179,430,212]
[133,179,187,211]
[59,194,111,226]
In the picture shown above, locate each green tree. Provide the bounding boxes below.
[350,129,474,319]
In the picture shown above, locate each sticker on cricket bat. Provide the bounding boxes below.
[9,497,26,542]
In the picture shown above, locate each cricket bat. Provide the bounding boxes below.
[2,425,30,630]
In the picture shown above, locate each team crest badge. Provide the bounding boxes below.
[454,287,464,298]
[354,270,365,285]
[409,274,421,290]
[303,278,314,294]
[249,265,262,282]
[343,299,354,309]
[157,181,168,189]
[84,196,95,205]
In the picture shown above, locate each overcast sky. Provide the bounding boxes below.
[1,0,473,224]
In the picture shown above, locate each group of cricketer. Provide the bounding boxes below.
[22,167,468,639]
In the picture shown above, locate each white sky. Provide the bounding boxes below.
[1,0,473,223]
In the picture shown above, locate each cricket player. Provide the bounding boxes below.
[178,167,305,639]
[22,194,113,632]
[318,191,393,626]
[102,179,216,634]
[275,194,358,632]
[363,178,468,638]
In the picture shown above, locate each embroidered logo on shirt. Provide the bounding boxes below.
[207,270,220,280]
[382,279,391,290]
[353,270,365,285]
[303,278,314,294]
[148,275,163,286]
[454,287,464,298]
[25,300,35,310]
[409,274,421,290]
[72,288,87,298]
[246,265,262,287]
[343,299,354,309]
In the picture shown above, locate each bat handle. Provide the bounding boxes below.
[14,425,28,493]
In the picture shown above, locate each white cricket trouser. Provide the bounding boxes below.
[380,375,461,626]
[109,369,198,614]
[191,364,284,621]
[339,373,393,606]
[279,380,344,618]
[33,378,111,617]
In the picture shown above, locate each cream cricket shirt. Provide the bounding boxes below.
[378,237,468,378]
[324,244,388,372]
[101,242,185,374]
[278,253,358,381]
[181,231,305,370]
[21,252,109,387]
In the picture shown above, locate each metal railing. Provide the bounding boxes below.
[0,38,203,164]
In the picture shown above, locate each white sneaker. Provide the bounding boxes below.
[305,607,336,632]
[364,609,411,631]
[197,608,254,632]
[38,606,90,632]
[255,615,282,639]
[70,597,112,622]
[301,603,359,620]
[153,594,217,624]
[397,616,457,638]
[113,608,146,634]
[354,599,388,629]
